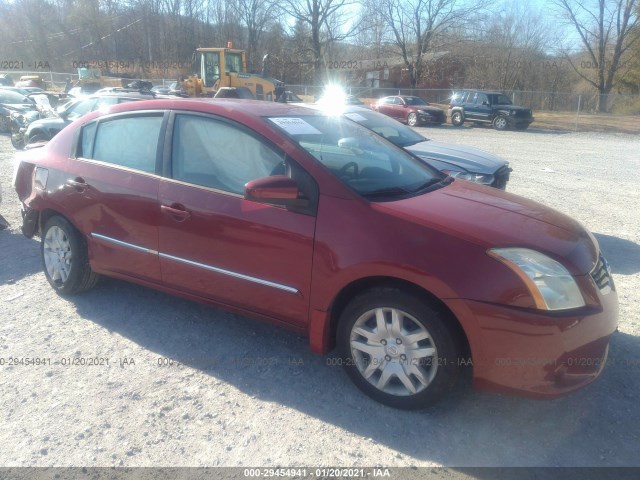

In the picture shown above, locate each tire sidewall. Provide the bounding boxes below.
[41,216,86,294]
[493,115,508,130]
[337,289,461,409]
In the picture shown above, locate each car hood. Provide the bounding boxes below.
[407,140,507,174]
[377,180,597,275]
[2,103,35,112]
[416,106,442,112]
[28,116,66,130]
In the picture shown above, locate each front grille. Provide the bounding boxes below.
[514,109,532,118]
[492,165,512,190]
[591,255,614,294]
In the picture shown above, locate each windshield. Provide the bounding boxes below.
[492,94,512,105]
[404,97,428,106]
[342,109,426,148]
[266,114,444,200]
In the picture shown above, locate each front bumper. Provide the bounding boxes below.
[508,116,534,127]
[446,288,618,399]
[418,113,446,124]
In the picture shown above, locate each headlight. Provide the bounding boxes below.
[417,109,427,115]
[11,111,38,126]
[510,110,517,115]
[488,248,586,310]
[444,169,494,185]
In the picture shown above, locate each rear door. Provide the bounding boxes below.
[53,112,166,282]
[157,112,317,326]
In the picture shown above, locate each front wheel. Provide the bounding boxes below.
[41,216,99,295]
[407,112,418,127]
[451,111,464,127]
[493,115,509,130]
[0,116,9,133]
[11,132,25,149]
[337,288,462,409]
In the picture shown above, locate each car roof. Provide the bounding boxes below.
[102,98,325,118]
[455,90,503,94]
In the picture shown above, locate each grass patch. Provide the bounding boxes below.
[533,111,640,134]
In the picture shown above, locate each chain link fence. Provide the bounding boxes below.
[286,85,640,115]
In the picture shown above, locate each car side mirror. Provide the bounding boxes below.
[482,101,489,106]
[245,175,306,207]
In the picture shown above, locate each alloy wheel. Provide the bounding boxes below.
[349,307,438,396]
[43,226,73,285]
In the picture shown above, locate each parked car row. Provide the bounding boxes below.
[286,88,535,131]
[13,98,616,410]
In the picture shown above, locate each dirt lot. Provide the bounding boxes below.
[0,123,639,471]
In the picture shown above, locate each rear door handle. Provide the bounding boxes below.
[161,204,191,221]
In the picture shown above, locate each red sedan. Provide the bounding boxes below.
[14,99,617,409]
[371,95,446,126]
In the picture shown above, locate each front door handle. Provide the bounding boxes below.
[161,204,191,221]
[66,177,87,192]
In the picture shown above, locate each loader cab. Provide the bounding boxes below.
[196,48,247,90]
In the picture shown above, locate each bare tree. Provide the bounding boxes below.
[278,0,357,83]
[381,0,489,87]
[235,0,273,71]
[553,0,639,111]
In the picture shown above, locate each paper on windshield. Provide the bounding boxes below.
[269,117,321,135]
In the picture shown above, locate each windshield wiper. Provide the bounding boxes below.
[361,186,412,199]
[411,176,453,193]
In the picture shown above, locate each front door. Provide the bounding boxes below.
[158,113,316,326]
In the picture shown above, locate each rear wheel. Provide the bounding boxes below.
[493,115,509,130]
[41,216,99,295]
[337,288,461,409]
[451,111,464,127]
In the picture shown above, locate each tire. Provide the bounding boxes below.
[493,115,509,130]
[0,116,9,134]
[451,111,464,127]
[407,112,418,127]
[41,216,99,295]
[11,133,25,150]
[337,288,462,409]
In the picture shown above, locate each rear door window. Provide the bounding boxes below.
[81,114,164,174]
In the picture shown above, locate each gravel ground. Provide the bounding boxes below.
[0,123,639,469]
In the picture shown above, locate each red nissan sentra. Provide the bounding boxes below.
[14,99,618,409]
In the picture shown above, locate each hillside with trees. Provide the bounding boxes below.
[0,0,638,111]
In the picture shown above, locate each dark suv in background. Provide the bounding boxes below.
[448,90,534,130]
